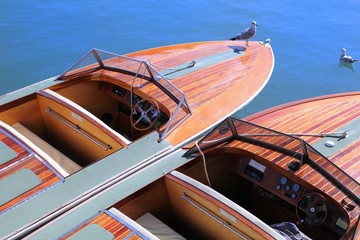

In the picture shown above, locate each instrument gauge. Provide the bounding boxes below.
[292,183,300,192]
[280,176,288,185]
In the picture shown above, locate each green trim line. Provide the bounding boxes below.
[27,149,190,240]
[312,117,360,158]
[0,141,18,165]
[0,77,61,105]
[0,168,41,206]
[68,224,114,240]
[160,48,245,79]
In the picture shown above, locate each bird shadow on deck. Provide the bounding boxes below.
[228,45,247,53]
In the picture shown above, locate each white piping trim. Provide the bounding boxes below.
[0,121,68,177]
[169,170,285,240]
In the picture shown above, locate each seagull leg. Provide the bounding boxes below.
[246,40,251,46]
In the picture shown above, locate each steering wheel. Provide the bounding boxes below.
[131,98,160,131]
[296,192,328,226]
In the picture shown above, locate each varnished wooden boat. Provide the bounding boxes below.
[0,40,274,239]
[25,92,359,240]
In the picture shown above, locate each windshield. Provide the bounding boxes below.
[184,117,360,205]
[56,49,191,141]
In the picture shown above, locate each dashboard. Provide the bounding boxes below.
[230,157,350,238]
[242,158,303,205]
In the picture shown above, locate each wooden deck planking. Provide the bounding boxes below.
[257,101,352,139]
[332,140,360,181]
[240,92,360,233]
[231,119,359,203]
[62,41,272,145]
[247,97,360,159]
[126,42,233,67]
[107,42,261,109]
[78,41,272,145]
[166,43,273,145]
[60,211,144,240]
[139,46,258,107]
[146,44,230,70]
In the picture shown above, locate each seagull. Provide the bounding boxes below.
[230,21,258,46]
[260,38,271,46]
[340,48,358,64]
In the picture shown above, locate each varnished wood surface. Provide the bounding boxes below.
[85,41,273,145]
[165,173,276,240]
[0,41,273,238]
[0,129,62,214]
[240,92,360,237]
[59,211,144,240]
[244,92,360,184]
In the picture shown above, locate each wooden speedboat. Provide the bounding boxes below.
[0,40,274,238]
[25,92,359,240]
[24,92,359,240]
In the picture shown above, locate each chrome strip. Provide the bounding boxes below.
[181,194,248,240]
[45,108,110,151]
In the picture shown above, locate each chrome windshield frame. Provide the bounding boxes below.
[56,49,192,141]
[184,117,360,205]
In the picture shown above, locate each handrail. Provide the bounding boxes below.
[45,108,111,151]
[181,193,248,240]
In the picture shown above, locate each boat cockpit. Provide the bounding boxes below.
[179,118,360,239]
[55,48,192,142]
[67,118,358,239]
[20,118,360,239]
[0,49,193,175]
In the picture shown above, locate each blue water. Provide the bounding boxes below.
[1,1,359,117]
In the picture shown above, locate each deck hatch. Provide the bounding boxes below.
[0,141,17,165]
[0,168,41,206]
[67,224,114,240]
[0,154,64,214]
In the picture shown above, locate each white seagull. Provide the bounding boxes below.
[230,21,258,46]
[340,48,358,64]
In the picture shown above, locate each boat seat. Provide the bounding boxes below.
[136,212,186,240]
[108,208,158,240]
[167,171,286,240]
[11,122,82,176]
[270,222,311,240]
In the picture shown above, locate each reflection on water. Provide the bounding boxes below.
[339,61,355,72]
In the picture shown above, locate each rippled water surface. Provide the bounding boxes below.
[1,0,359,117]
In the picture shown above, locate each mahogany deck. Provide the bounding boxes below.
[244,92,360,183]
[91,41,273,145]
[0,41,274,238]
[241,92,360,237]
[59,211,144,240]
[0,127,63,214]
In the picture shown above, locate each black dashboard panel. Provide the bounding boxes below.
[232,158,304,205]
